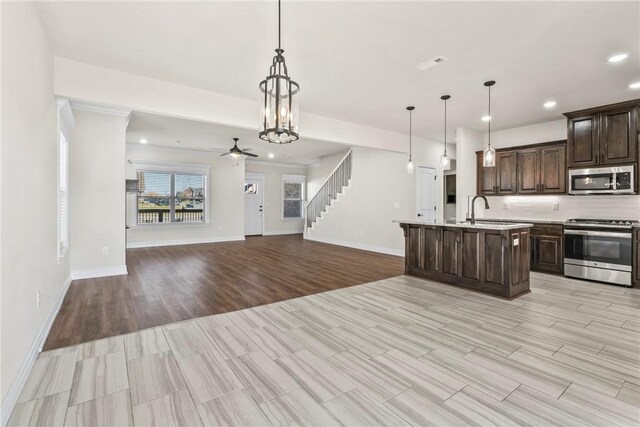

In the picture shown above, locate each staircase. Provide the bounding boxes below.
[306,149,352,229]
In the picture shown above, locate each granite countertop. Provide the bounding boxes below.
[393,220,534,230]
[472,218,565,225]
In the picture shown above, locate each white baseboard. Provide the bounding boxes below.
[262,230,304,236]
[126,235,245,249]
[71,265,128,280]
[304,234,404,257]
[0,275,72,426]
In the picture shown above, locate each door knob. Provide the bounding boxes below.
[417,213,423,217]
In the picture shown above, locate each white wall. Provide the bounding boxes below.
[305,139,449,255]
[245,161,307,236]
[455,127,483,220]
[470,119,640,220]
[0,1,70,418]
[306,150,351,200]
[125,145,245,247]
[69,109,128,277]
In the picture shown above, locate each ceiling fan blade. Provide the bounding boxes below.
[219,152,230,156]
[243,152,259,158]
[242,148,253,152]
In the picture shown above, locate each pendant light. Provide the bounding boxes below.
[259,0,300,144]
[406,106,415,174]
[440,95,451,171]
[483,80,496,167]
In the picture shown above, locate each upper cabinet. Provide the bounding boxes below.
[565,100,639,168]
[477,142,566,196]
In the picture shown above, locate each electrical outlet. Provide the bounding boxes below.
[553,203,560,211]
[393,202,400,209]
[102,246,109,255]
[36,291,41,308]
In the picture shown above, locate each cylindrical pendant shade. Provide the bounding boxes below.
[259,71,300,144]
[483,145,496,167]
[407,159,415,174]
[441,153,451,171]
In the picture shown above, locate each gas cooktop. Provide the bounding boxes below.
[565,218,638,227]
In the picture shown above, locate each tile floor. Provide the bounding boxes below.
[8,273,640,426]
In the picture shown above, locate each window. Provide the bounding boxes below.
[136,167,207,224]
[282,174,305,219]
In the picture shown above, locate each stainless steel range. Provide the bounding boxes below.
[564,218,637,287]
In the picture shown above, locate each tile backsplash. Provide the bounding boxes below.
[474,195,640,221]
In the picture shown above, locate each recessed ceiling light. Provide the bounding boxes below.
[481,115,491,122]
[268,153,275,158]
[629,81,640,89]
[608,53,629,63]
[139,139,147,144]
[543,101,557,108]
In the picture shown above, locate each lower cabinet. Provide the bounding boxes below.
[402,223,530,298]
[634,229,640,287]
[530,224,564,274]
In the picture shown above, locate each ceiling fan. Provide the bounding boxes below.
[220,138,258,158]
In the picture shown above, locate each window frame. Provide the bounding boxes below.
[132,162,210,227]
[281,174,306,221]
[57,100,74,259]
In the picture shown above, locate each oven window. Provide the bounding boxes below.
[565,234,632,266]
[571,173,613,191]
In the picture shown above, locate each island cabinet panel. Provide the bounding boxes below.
[423,227,441,272]
[511,231,530,292]
[461,231,480,280]
[441,229,461,276]
[484,233,504,285]
[405,225,423,270]
[399,222,531,299]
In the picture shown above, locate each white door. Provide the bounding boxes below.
[416,166,437,222]
[244,177,264,236]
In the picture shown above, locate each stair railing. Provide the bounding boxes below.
[306,149,352,228]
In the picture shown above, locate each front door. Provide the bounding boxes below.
[416,166,437,222]
[244,177,264,236]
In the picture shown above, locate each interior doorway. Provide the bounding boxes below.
[244,174,264,236]
[415,166,437,222]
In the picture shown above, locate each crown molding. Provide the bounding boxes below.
[70,101,132,119]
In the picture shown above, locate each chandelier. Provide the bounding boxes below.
[259,0,300,144]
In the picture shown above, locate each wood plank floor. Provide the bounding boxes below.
[44,235,404,350]
[13,273,640,426]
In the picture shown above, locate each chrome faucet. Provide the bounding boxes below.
[470,195,490,225]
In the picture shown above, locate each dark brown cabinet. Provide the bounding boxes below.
[540,145,567,193]
[517,145,566,194]
[477,142,566,196]
[496,152,518,194]
[476,153,497,195]
[400,222,531,298]
[530,224,563,274]
[566,100,639,168]
[633,228,640,287]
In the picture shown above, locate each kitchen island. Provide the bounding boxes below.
[396,220,533,299]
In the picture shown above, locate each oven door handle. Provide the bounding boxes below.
[564,230,631,238]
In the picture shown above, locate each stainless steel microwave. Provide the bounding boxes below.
[568,165,635,195]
